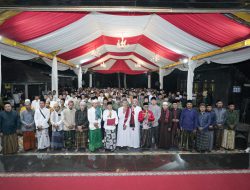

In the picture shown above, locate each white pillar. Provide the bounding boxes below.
[123,74,127,89]
[0,52,1,96]
[117,73,121,88]
[147,73,151,89]
[24,84,28,99]
[78,67,82,89]
[187,60,197,100]
[89,73,93,88]
[51,56,58,97]
[159,68,164,90]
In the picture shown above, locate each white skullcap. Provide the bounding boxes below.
[24,99,31,105]
[80,101,86,106]
[162,102,169,106]
[91,99,98,103]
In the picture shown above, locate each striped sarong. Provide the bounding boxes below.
[2,133,18,155]
[196,131,209,151]
[23,131,36,151]
[76,131,88,149]
[64,130,76,149]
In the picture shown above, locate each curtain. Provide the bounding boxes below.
[51,57,58,97]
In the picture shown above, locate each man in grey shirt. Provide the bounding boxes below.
[213,100,227,150]
[149,97,161,149]
[20,100,36,151]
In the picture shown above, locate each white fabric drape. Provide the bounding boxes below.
[205,47,250,64]
[124,74,127,89]
[0,12,249,74]
[0,44,38,60]
[148,73,151,89]
[43,57,69,71]
[187,60,198,100]
[89,73,93,88]
[51,56,58,97]
[78,67,83,89]
[159,68,164,90]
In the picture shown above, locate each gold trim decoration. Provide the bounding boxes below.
[161,39,250,69]
[0,10,20,25]
[0,6,249,13]
[0,36,76,68]
[233,12,250,22]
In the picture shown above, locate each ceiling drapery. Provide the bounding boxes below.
[0,11,249,74]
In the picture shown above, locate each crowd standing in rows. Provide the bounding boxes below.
[0,88,240,155]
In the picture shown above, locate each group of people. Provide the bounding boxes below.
[0,87,241,155]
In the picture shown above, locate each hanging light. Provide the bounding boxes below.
[90,49,100,57]
[117,34,129,49]
[179,57,189,64]
[100,62,106,68]
[151,54,160,63]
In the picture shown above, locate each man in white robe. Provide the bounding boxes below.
[117,100,131,148]
[129,97,142,149]
[88,99,103,152]
[34,99,50,150]
[31,96,40,110]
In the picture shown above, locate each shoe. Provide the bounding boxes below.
[245,147,250,153]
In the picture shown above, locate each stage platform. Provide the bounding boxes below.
[0,151,249,190]
[0,151,249,173]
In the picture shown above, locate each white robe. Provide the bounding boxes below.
[88,107,102,131]
[34,107,50,149]
[103,109,118,130]
[129,106,142,148]
[117,107,131,147]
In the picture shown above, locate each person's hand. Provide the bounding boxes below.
[229,125,234,130]
[198,127,203,131]
[209,125,213,129]
[175,119,179,122]
[94,122,99,128]
[123,125,127,130]
[0,133,3,137]
[168,128,171,131]
[180,127,183,131]
[37,126,43,131]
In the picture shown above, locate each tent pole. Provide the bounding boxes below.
[187,60,197,100]
[123,74,127,89]
[118,73,121,88]
[148,72,151,89]
[89,72,93,88]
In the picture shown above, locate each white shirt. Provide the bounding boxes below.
[103,109,118,130]
[31,100,40,110]
[62,108,76,131]
[34,107,50,129]
[88,107,102,130]
[50,110,64,131]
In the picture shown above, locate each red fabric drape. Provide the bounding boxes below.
[58,35,181,61]
[159,13,250,47]
[94,60,146,75]
[0,11,87,42]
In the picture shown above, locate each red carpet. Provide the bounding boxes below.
[0,170,250,190]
